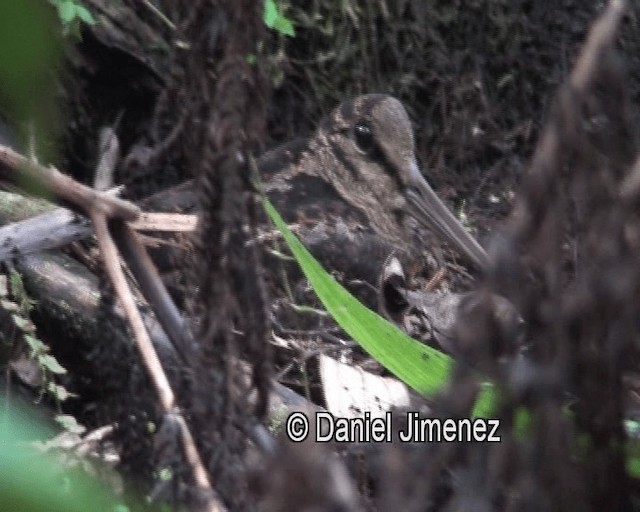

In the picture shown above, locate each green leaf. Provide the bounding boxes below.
[1,299,19,311]
[55,414,86,435]
[274,16,295,37]
[626,439,640,478]
[263,0,278,28]
[59,1,77,23]
[263,0,294,36]
[12,313,34,332]
[9,270,23,293]
[48,382,75,401]
[39,354,67,375]
[158,468,173,481]
[24,334,47,354]
[9,270,36,312]
[262,201,640,473]
[74,5,94,25]
[0,406,119,511]
[263,199,496,416]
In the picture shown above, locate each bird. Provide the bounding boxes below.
[145,93,518,354]
[257,94,490,308]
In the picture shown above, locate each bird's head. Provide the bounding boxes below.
[317,94,489,271]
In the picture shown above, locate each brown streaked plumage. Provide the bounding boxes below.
[259,94,489,295]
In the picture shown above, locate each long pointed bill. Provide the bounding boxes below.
[405,160,490,271]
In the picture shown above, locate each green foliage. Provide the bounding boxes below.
[1,272,74,404]
[0,406,125,512]
[263,198,640,484]
[0,0,63,165]
[263,199,496,417]
[269,406,288,433]
[55,414,86,435]
[48,0,95,37]
[263,0,295,37]
[158,468,173,482]
[264,201,640,475]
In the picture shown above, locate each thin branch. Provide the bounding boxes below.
[509,0,628,239]
[0,207,91,262]
[570,0,627,93]
[0,144,140,220]
[90,213,175,408]
[90,211,224,511]
[93,127,120,191]
[140,0,176,31]
[129,212,198,232]
[111,222,194,358]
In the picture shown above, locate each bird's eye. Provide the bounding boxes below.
[353,122,375,155]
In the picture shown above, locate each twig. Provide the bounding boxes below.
[0,193,195,262]
[129,212,198,232]
[425,267,448,292]
[0,207,91,263]
[90,212,224,511]
[0,144,140,220]
[82,131,223,509]
[91,214,175,408]
[509,0,628,238]
[140,0,176,31]
[111,222,194,358]
[93,127,120,191]
[569,0,627,93]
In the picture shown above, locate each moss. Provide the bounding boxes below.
[0,190,55,223]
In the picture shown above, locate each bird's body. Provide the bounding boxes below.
[259,137,405,298]
[257,94,489,308]
[149,94,518,353]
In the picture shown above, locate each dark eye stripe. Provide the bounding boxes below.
[329,129,406,195]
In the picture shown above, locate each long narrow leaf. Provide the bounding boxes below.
[264,199,495,416]
[263,201,640,473]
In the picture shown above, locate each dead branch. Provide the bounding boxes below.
[0,190,195,263]
[91,212,175,409]
[12,247,316,422]
[0,144,140,220]
[0,132,225,509]
[129,212,197,232]
[570,0,626,93]
[0,206,91,262]
[89,211,224,511]
[110,222,193,358]
[93,127,120,192]
[508,0,628,240]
